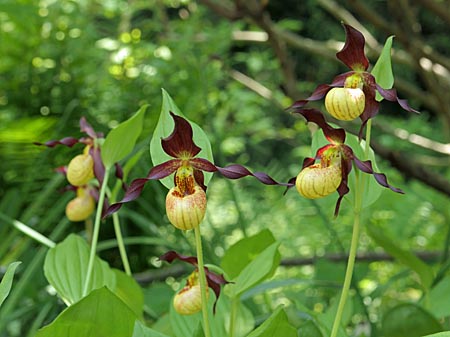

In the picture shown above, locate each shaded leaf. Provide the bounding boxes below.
[101,105,147,169]
[113,269,144,319]
[428,275,450,318]
[133,320,171,337]
[382,303,442,337]
[0,261,21,308]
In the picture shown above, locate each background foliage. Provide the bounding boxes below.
[1,0,449,336]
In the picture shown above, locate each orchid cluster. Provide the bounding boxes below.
[36,118,107,222]
[287,24,418,214]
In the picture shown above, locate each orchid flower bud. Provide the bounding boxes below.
[66,147,95,187]
[166,165,207,230]
[173,271,209,315]
[65,187,95,221]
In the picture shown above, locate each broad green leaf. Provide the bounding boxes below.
[246,307,297,337]
[36,287,136,337]
[150,89,214,190]
[230,241,280,297]
[221,229,279,279]
[133,320,171,337]
[382,303,442,337]
[298,320,324,337]
[101,105,147,169]
[367,225,434,290]
[428,275,450,318]
[0,261,21,308]
[113,269,144,319]
[44,234,116,305]
[143,282,173,317]
[422,333,450,337]
[371,36,394,101]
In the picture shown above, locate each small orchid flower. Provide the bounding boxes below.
[291,108,403,216]
[288,24,418,135]
[159,250,231,314]
[104,112,289,226]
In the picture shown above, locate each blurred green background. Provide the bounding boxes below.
[1,0,449,336]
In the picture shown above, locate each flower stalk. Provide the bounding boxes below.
[194,224,212,337]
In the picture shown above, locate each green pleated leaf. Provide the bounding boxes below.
[101,105,147,169]
[367,225,434,290]
[44,234,116,305]
[133,320,171,337]
[246,307,297,337]
[421,333,450,337]
[221,229,279,279]
[371,36,394,101]
[0,261,21,308]
[229,241,281,297]
[382,303,442,337]
[36,287,136,337]
[150,89,213,189]
[113,269,144,319]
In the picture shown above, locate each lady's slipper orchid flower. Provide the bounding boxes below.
[65,185,96,222]
[159,250,230,314]
[292,108,403,216]
[288,24,418,135]
[104,112,289,220]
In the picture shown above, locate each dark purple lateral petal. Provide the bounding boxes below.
[287,73,348,112]
[353,157,404,193]
[115,163,127,191]
[215,164,292,186]
[376,85,420,114]
[336,24,369,71]
[54,166,67,175]
[161,112,202,159]
[334,157,353,216]
[358,76,380,139]
[147,159,182,180]
[294,108,346,144]
[159,251,198,266]
[34,136,80,148]
[90,147,105,185]
[204,268,232,314]
[189,157,217,172]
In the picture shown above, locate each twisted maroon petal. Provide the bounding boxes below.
[162,112,201,159]
[34,137,80,148]
[80,117,102,139]
[336,24,369,71]
[159,251,198,266]
[90,146,105,185]
[103,159,182,217]
[376,85,420,114]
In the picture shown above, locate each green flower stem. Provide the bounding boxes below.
[112,211,132,276]
[194,224,212,337]
[330,121,373,337]
[83,168,110,297]
[229,296,239,337]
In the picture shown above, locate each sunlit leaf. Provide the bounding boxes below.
[229,241,280,297]
[44,234,116,305]
[0,261,21,308]
[382,303,442,337]
[246,307,297,337]
[371,36,394,101]
[36,287,136,337]
[101,105,147,169]
[150,89,213,189]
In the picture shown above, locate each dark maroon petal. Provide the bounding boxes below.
[353,157,404,193]
[376,85,420,114]
[79,117,99,139]
[115,163,127,191]
[302,157,316,169]
[159,251,198,266]
[103,160,182,218]
[90,147,105,185]
[34,137,80,148]
[215,164,292,186]
[293,108,346,144]
[204,268,232,314]
[336,24,369,71]
[189,157,217,172]
[358,75,380,138]
[161,112,201,159]
[54,166,67,175]
[334,157,353,216]
[193,169,207,191]
[287,73,348,111]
